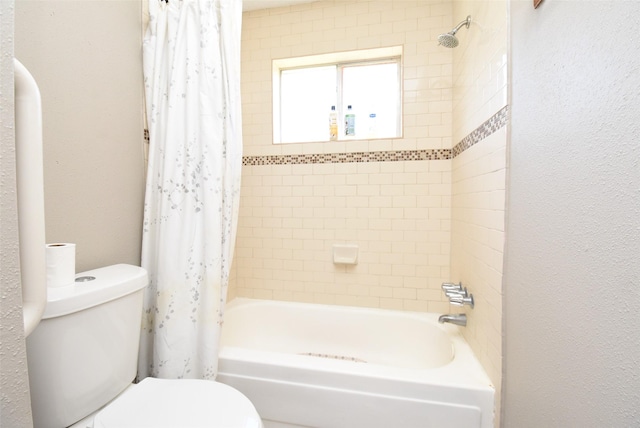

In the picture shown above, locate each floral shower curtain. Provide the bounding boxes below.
[138,0,243,380]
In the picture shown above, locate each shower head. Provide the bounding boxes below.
[438,15,471,48]
[438,33,460,48]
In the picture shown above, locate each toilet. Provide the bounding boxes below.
[26,264,262,428]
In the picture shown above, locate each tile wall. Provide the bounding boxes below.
[452,1,509,144]
[233,1,509,424]
[235,158,452,311]
[233,0,456,311]
[451,0,509,423]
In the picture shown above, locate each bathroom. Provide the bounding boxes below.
[1,1,638,427]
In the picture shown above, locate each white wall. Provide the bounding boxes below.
[1,2,143,425]
[503,1,640,426]
[0,0,34,425]
[14,0,145,272]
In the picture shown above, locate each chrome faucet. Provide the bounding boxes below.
[438,313,467,326]
[441,281,474,308]
[449,293,474,308]
[441,282,463,293]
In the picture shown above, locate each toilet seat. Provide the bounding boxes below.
[92,378,262,428]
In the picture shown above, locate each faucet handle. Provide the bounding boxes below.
[445,287,468,298]
[441,282,463,292]
[450,293,474,309]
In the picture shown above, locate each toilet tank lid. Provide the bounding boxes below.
[42,264,148,319]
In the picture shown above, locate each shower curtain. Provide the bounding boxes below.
[138,0,243,380]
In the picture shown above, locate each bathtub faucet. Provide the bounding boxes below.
[441,282,474,309]
[438,313,467,327]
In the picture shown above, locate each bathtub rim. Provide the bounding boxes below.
[220,297,494,392]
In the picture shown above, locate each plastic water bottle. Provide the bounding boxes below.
[367,113,377,138]
[345,105,355,137]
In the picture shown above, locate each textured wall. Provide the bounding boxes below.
[0,0,34,425]
[504,1,640,426]
[14,0,145,272]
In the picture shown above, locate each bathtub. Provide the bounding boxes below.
[218,298,494,428]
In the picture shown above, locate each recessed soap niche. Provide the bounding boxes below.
[332,244,358,265]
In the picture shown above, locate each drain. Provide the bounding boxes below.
[299,352,367,363]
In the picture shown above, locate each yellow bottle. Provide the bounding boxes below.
[329,105,338,141]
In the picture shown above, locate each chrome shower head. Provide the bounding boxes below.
[438,33,460,48]
[438,15,471,48]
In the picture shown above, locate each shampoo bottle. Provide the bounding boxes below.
[329,106,338,141]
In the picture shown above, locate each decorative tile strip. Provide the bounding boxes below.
[452,105,509,157]
[242,149,451,166]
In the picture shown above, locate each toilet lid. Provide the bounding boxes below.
[92,378,262,428]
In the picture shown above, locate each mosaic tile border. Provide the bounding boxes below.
[452,105,509,157]
[242,149,451,166]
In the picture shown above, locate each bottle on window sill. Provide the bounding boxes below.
[329,105,338,141]
[345,105,355,137]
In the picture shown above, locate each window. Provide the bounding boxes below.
[273,47,402,144]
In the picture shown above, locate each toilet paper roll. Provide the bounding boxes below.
[46,243,76,288]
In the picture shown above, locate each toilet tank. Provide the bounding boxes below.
[26,264,148,428]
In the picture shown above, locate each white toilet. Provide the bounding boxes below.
[26,264,262,428]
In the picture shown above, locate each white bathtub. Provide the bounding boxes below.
[218,298,494,428]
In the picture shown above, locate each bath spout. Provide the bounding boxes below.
[438,314,467,327]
